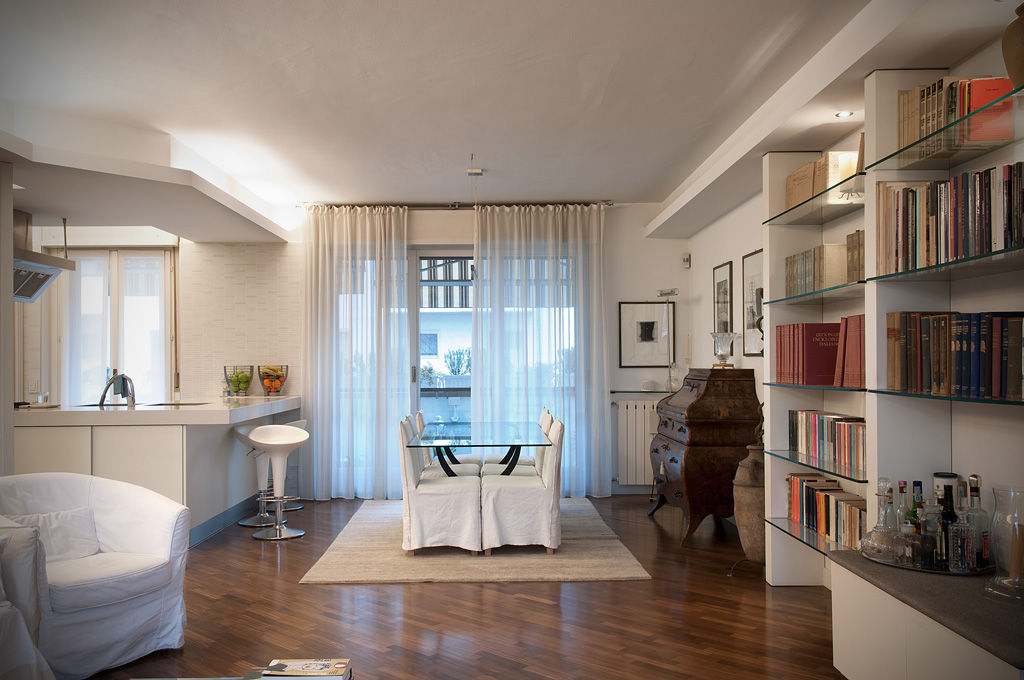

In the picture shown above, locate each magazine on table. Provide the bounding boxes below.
[262,659,352,679]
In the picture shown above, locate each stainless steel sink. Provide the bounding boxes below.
[143,402,210,406]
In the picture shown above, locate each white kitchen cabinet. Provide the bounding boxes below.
[12,426,91,474]
[92,425,185,504]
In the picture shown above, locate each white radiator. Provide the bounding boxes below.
[615,400,659,486]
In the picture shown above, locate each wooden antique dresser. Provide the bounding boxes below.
[648,367,760,542]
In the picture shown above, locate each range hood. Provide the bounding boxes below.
[14,248,75,302]
[12,209,76,303]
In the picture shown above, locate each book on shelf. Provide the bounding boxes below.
[831,314,865,389]
[812,151,859,201]
[784,229,863,297]
[785,161,816,209]
[897,75,1014,160]
[788,409,866,473]
[263,659,352,679]
[886,310,1024,399]
[785,472,865,549]
[775,322,840,385]
[876,164,1024,276]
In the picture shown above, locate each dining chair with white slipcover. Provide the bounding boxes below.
[410,413,480,479]
[480,418,565,554]
[398,418,481,554]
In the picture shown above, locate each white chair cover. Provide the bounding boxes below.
[481,419,565,551]
[398,420,481,552]
[0,473,189,680]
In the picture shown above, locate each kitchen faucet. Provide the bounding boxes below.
[99,370,136,408]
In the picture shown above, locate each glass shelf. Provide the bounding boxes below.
[867,84,1024,172]
[765,280,865,306]
[763,382,865,393]
[610,390,673,394]
[764,449,868,483]
[868,245,1024,283]
[869,389,1024,406]
[765,517,843,555]
[763,173,866,226]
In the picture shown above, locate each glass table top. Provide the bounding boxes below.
[409,421,550,448]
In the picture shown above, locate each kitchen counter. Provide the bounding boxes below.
[13,395,302,545]
[13,395,301,426]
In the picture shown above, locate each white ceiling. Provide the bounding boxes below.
[0,0,872,215]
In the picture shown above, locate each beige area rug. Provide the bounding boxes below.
[300,498,650,584]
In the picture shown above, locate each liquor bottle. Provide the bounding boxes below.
[939,484,958,571]
[895,480,910,528]
[883,487,897,532]
[967,474,991,569]
[919,500,941,570]
[908,480,923,528]
[949,490,974,574]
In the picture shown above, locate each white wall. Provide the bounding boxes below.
[177,241,303,400]
[604,203,692,390]
[684,194,766,398]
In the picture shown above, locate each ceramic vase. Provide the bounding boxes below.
[1003,3,1024,88]
[733,443,765,564]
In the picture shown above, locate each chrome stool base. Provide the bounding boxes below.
[253,525,305,540]
[237,512,280,528]
[253,494,303,541]
[280,500,303,511]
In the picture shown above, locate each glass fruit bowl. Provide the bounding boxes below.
[258,365,288,395]
[224,365,254,396]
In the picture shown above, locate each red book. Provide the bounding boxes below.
[799,323,841,385]
[844,314,865,389]
[967,77,1013,142]
[834,317,849,387]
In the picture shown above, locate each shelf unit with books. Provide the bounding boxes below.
[862,69,1024,535]
[820,67,1024,680]
[762,149,870,586]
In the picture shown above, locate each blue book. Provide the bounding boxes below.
[981,313,991,398]
[969,312,981,399]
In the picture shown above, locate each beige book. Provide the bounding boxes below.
[813,243,847,290]
[785,161,816,209]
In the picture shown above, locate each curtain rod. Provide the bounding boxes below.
[297,200,615,210]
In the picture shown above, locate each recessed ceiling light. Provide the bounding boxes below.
[835,111,854,118]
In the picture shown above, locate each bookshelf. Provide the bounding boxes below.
[763,69,1024,595]
[762,149,869,586]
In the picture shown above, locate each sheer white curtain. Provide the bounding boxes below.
[472,204,612,497]
[301,205,410,500]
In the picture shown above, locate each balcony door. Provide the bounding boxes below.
[411,250,473,427]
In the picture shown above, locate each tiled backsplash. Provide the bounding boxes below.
[178,241,303,400]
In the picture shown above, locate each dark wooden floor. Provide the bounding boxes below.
[91,496,842,680]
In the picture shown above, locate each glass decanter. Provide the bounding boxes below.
[861,477,897,563]
[985,486,1024,600]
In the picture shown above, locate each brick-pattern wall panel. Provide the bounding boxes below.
[179,241,303,400]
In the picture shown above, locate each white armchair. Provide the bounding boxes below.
[0,473,189,680]
[481,419,565,553]
[398,419,481,554]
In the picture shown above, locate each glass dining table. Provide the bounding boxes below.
[407,420,551,476]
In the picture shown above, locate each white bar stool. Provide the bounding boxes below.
[248,424,309,541]
[233,424,278,528]
[277,419,307,512]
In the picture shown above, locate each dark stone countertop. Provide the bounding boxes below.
[829,550,1024,669]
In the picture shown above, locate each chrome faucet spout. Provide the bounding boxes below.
[99,371,136,408]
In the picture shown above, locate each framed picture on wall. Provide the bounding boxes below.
[712,261,732,338]
[619,301,675,368]
[742,249,764,357]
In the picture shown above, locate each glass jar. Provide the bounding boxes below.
[919,501,942,570]
[985,486,1024,600]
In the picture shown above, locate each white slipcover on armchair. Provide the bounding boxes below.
[0,473,189,680]
[481,419,565,553]
[399,418,481,554]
